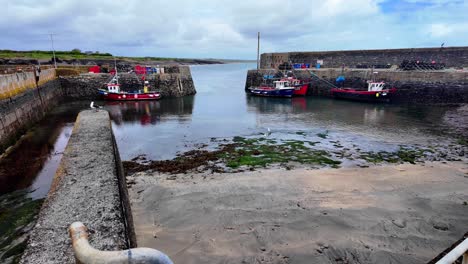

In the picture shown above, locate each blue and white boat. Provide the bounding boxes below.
[248,79,295,98]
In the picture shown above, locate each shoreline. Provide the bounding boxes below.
[128,161,468,264]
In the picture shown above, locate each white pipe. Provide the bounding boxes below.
[69,222,173,264]
[436,238,468,264]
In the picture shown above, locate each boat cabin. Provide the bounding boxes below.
[274,80,291,89]
[107,76,121,93]
[107,84,120,93]
[367,82,385,92]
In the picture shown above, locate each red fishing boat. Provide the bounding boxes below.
[98,66,161,101]
[293,81,308,96]
[331,81,396,103]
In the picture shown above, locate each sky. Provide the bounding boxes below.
[1,0,467,59]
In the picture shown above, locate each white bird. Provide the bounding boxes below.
[264,127,271,137]
[90,101,102,110]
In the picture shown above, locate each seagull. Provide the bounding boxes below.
[264,127,271,137]
[90,101,102,110]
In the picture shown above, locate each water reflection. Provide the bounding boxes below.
[245,93,453,143]
[0,102,87,197]
[105,96,196,160]
[0,102,88,262]
[105,96,195,126]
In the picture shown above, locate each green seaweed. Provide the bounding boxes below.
[359,147,427,164]
[225,138,341,169]
[317,131,329,139]
[456,138,468,146]
[0,191,44,262]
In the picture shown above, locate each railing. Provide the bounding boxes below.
[69,222,173,264]
[435,238,468,264]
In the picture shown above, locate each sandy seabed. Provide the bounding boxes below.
[128,162,468,264]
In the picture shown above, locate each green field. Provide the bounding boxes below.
[0,49,254,64]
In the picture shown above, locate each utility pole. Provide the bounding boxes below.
[49,33,57,69]
[257,32,260,70]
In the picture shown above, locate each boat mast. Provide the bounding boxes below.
[257,32,260,70]
[114,58,118,76]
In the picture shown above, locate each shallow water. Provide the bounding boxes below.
[107,63,458,161]
[0,101,89,262]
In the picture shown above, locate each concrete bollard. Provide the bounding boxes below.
[69,222,173,264]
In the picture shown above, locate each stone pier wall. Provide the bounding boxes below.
[59,73,109,100]
[245,69,468,104]
[0,69,56,100]
[20,110,131,263]
[0,79,62,153]
[60,66,196,99]
[309,69,468,103]
[261,46,468,69]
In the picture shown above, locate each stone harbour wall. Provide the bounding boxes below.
[59,73,109,100]
[150,66,196,97]
[261,46,468,69]
[309,69,468,103]
[0,69,56,100]
[245,69,468,104]
[59,66,196,99]
[0,79,62,153]
[20,110,131,263]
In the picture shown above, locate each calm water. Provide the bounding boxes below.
[0,102,88,263]
[107,63,457,161]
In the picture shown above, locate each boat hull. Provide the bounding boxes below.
[293,84,308,96]
[331,88,396,103]
[248,87,295,98]
[99,90,161,101]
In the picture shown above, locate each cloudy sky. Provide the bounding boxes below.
[1,0,467,59]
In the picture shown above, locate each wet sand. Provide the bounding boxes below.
[128,162,468,264]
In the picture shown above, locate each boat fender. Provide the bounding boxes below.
[376,93,380,98]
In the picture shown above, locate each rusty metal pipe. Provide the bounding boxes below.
[69,222,173,264]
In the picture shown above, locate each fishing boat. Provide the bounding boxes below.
[290,78,308,96]
[248,75,308,98]
[248,78,296,98]
[330,81,396,102]
[98,66,161,101]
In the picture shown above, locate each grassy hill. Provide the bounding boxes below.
[0,50,255,64]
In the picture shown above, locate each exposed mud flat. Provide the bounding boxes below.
[443,104,468,138]
[128,161,468,264]
[122,134,466,176]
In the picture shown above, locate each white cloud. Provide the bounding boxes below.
[0,0,467,59]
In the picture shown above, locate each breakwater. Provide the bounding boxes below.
[0,77,62,153]
[261,46,468,69]
[245,69,468,103]
[59,66,196,99]
[20,110,133,263]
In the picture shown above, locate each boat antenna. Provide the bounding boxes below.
[257,32,260,71]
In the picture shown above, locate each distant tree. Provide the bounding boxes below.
[95,51,100,54]
[70,48,82,54]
